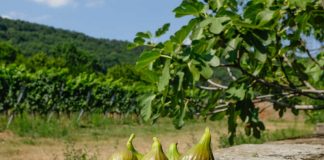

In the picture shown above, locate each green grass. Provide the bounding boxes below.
[0,113,315,148]
[1,113,134,139]
[0,113,224,140]
[0,114,72,138]
[305,110,324,124]
[219,127,314,148]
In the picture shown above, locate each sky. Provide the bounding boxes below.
[0,0,322,51]
[0,0,190,41]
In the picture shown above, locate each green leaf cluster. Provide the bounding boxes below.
[132,0,324,145]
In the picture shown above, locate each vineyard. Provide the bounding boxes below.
[0,64,219,128]
[0,64,143,123]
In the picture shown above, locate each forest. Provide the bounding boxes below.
[0,17,142,71]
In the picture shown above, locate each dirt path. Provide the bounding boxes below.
[215,137,324,160]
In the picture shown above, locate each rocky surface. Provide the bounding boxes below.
[214,137,324,160]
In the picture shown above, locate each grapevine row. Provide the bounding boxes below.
[0,64,217,128]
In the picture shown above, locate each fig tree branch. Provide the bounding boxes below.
[227,67,237,81]
[282,54,318,91]
[207,79,228,89]
[301,40,323,70]
[236,63,324,100]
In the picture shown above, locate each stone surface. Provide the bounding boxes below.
[317,123,324,135]
[213,138,324,160]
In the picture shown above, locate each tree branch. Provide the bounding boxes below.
[294,105,324,110]
[301,41,324,70]
[218,64,237,68]
[302,89,324,94]
[227,67,237,81]
[208,102,230,115]
[279,57,298,88]
[199,86,224,90]
[236,64,324,100]
[254,99,324,110]
[282,54,318,91]
[207,79,228,89]
[205,100,324,116]
[255,93,292,100]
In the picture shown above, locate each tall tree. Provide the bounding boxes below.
[133,0,324,144]
[0,42,18,63]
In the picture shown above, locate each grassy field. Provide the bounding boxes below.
[0,111,315,160]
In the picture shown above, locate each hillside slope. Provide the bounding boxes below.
[0,17,141,68]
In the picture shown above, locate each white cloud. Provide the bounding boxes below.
[2,11,27,20]
[32,0,75,8]
[1,11,50,23]
[29,0,106,8]
[2,15,11,19]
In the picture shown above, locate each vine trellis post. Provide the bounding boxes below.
[77,90,91,122]
[6,86,25,128]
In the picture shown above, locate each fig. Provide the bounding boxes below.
[127,134,143,159]
[167,143,181,160]
[142,137,168,160]
[109,134,142,160]
[109,149,137,160]
[181,128,214,160]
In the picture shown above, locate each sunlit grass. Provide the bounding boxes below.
[219,126,314,147]
[0,112,314,147]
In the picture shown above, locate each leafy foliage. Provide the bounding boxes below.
[0,41,19,63]
[133,0,324,144]
[0,64,152,118]
[0,17,142,70]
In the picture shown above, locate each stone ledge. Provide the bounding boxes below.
[317,123,324,136]
[214,143,324,160]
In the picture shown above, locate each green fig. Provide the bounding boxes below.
[142,137,168,160]
[127,134,143,159]
[109,134,142,160]
[109,149,137,160]
[181,128,214,160]
[167,143,181,160]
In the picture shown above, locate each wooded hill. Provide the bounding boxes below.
[0,17,142,70]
